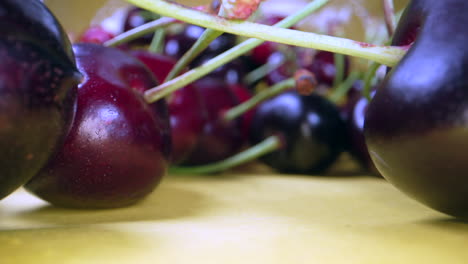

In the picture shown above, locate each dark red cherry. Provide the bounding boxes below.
[0,0,80,200]
[181,78,242,165]
[249,91,347,174]
[130,50,206,164]
[78,25,115,44]
[251,41,280,66]
[25,43,171,208]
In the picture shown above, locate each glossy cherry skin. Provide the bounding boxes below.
[181,78,242,165]
[249,91,347,174]
[0,0,80,200]
[365,0,468,217]
[25,43,171,208]
[130,50,206,164]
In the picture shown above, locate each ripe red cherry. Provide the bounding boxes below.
[25,43,171,208]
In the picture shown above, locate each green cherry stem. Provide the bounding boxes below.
[328,71,362,104]
[243,60,282,86]
[224,78,295,122]
[164,7,233,81]
[142,0,330,103]
[332,53,345,88]
[169,135,282,175]
[383,0,397,37]
[165,28,223,81]
[104,16,175,47]
[125,0,405,66]
[362,62,381,100]
[148,28,166,53]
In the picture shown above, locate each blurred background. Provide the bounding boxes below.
[44,0,409,43]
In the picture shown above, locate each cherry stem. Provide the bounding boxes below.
[332,53,345,88]
[169,135,281,174]
[329,71,361,104]
[148,28,165,53]
[243,59,283,86]
[165,29,222,81]
[126,0,405,66]
[363,62,381,100]
[142,0,330,103]
[383,0,396,37]
[223,78,295,121]
[243,45,293,85]
[104,16,176,47]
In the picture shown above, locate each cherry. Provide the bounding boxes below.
[249,91,347,174]
[25,43,171,208]
[298,49,350,86]
[365,0,468,217]
[0,0,80,200]
[181,77,242,165]
[130,50,206,164]
[228,84,255,142]
[78,25,115,44]
[346,93,379,175]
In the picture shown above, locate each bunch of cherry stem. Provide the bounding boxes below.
[105,0,401,173]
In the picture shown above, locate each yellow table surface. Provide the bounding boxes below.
[1,163,468,264]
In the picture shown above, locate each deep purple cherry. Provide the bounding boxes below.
[249,91,347,174]
[0,0,80,200]
[365,0,468,217]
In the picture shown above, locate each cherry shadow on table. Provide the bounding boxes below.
[418,217,468,231]
[11,181,215,227]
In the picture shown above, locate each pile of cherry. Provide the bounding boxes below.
[0,0,374,209]
[4,0,468,219]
